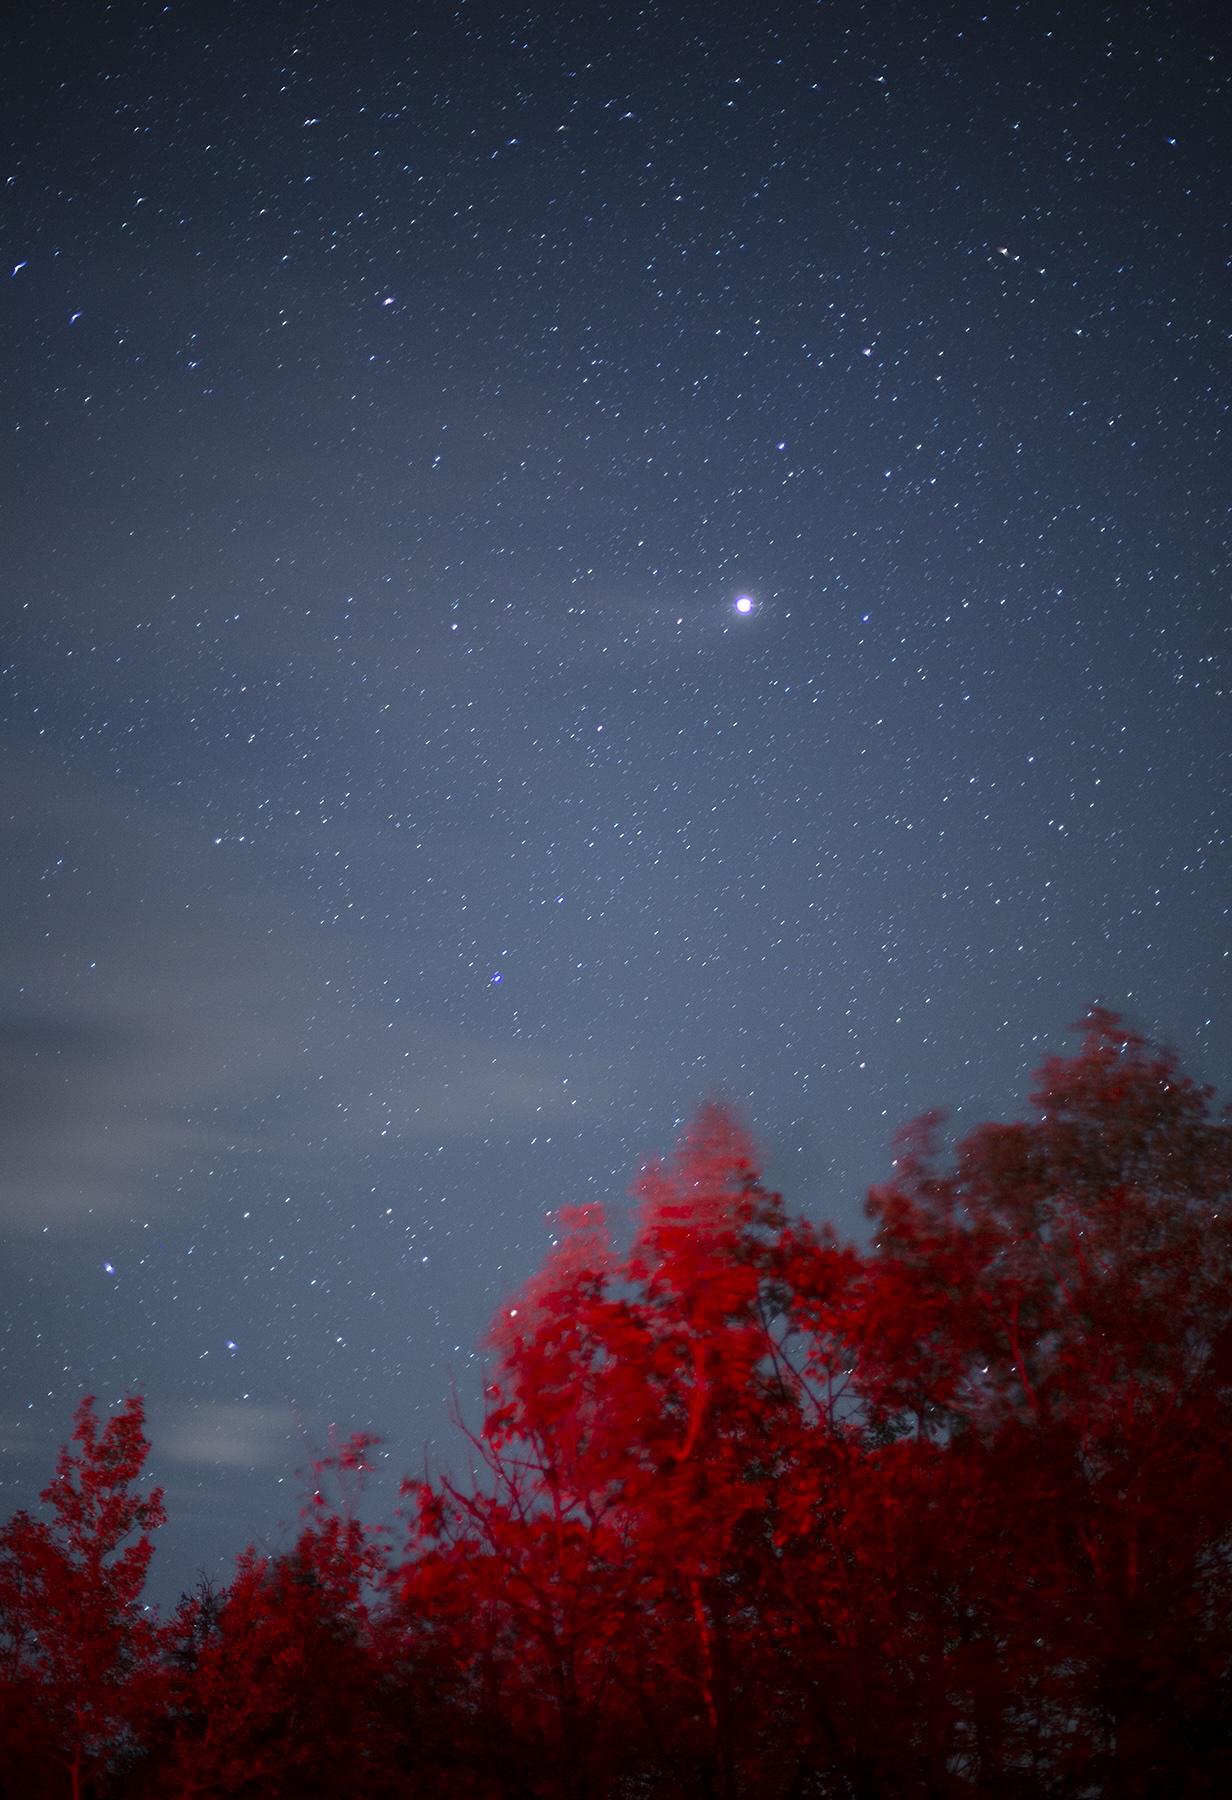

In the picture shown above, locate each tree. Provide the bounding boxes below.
[156,1432,393,1799]
[405,1105,864,1799]
[0,1396,165,1800]
[858,1009,1232,1793]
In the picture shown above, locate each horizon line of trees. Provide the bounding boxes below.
[2,1008,1231,1798]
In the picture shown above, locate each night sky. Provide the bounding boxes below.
[3,0,1227,1605]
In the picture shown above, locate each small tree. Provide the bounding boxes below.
[0,1395,165,1799]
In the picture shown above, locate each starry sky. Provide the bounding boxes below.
[2,0,1227,1604]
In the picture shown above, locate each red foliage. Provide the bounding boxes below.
[156,1431,393,1798]
[1,1014,1229,1797]
[0,1396,165,1799]
[855,1009,1232,1793]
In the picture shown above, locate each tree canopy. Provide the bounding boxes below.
[2,1010,1229,1797]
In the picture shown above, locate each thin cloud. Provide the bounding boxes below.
[0,758,599,1235]
[155,1401,296,1471]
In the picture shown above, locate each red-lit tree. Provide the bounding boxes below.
[156,1431,393,1799]
[0,1396,165,1800]
[857,1008,1232,1793]
[397,1105,865,1798]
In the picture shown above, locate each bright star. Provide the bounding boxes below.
[734,595,755,614]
